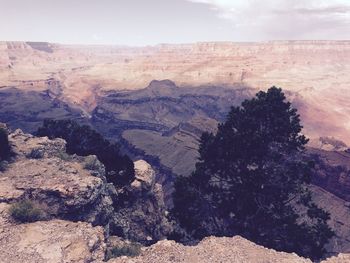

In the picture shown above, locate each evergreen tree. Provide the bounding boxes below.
[172,87,334,260]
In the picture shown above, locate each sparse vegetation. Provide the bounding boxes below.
[57,151,72,161]
[37,119,135,187]
[26,148,44,159]
[0,127,11,162]
[0,161,9,172]
[83,155,101,170]
[105,243,142,260]
[172,87,334,260]
[0,126,12,171]
[9,200,44,223]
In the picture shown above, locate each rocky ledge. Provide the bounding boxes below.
[0,128,114,225]
[0,210,106,263]
[1,127,350,262]
[108,236,350,263]
[0,127,171,262]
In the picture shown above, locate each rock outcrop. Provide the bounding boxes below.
[1,127,350,263]
[0,218,106,263]
[0,127,173,261]
[0,127,113,263]
[108,235,350,263]
[310,148,350,202]
[111,160,172,243]
[0,129,114,225]
[108,236,312,263]
[310,185,350,254]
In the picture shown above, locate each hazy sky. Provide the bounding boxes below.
[0,0,350,46]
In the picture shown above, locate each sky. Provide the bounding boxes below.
[0,0,349,46]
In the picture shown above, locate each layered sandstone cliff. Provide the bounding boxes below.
[1,40,350,145]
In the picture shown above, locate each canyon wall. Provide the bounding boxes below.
[1,41,350,143]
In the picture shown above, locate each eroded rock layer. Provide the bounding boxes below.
[1,41,350,143]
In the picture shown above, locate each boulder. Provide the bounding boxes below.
[111,160,172,244]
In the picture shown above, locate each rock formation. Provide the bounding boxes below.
[111,160,172,243]
[310,148,350,202]
[1,41,350,144]
[0,127,108,262]
[2,40,350,261]
[0,127,174,260]
[0,217,106,263]
[1,126,350,262]
[0,129,114,225]
[108,236,350,263]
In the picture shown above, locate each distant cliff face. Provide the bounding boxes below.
[1,41,350,144]
[1,41,350,201]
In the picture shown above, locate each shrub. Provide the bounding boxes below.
[26,148,44,159]
[0,160,8,172]
[0,127,11,161]
[9,200,44,223]
[57,151,72,161]
[37,119,135,187]
[105,243,141,260]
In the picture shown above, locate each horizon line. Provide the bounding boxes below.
[2,39,350,48]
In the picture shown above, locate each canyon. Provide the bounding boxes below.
[1,41,350,262]
[1,41,350,144]
[2,40,350,209]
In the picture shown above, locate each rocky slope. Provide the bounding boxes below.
[0,128,114,225]
[111,160,172,243]
[311,185,350,254]
[92,80,250,177]
[0,127,109,262]
[310,148,350,202]
[108,236,350,263]
[108,236,312,263]
[0,215,106,263]
[0,86,85,134]
[0,126,171,261]
[1,127,350,262]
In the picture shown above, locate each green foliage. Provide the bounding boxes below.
[9,200,44,223]
[172,87,334,260]
[0,127,11,161]
[105,243,141,260]
[36,119,135,187]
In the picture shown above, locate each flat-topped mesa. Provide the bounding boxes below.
[2,41,31,50]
